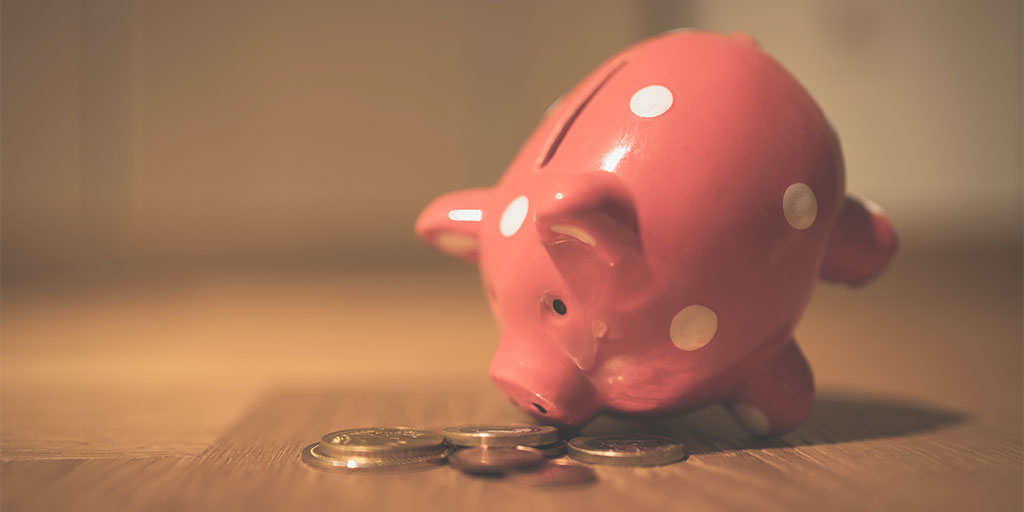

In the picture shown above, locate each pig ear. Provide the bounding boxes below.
[415,187,491,263]
[535,173,647,300]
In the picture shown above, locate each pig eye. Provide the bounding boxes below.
[552,299,568,315]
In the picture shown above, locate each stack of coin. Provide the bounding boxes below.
[301,427,452,472]
[299,425,686,480]
[440,424,594,483]
[448,445,545,475]
[566,434,686,466]
[442,424,564,455]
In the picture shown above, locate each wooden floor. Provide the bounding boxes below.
[2,245,1021,511]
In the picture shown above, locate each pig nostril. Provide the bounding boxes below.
[532,402,547,414]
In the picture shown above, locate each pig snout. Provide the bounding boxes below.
[489,342,602,427]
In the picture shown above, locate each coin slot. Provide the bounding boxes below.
[537,60,627,168]
[532,402,548,414]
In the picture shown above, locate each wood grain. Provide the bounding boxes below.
[2,247,1021,511]
[2,387,1019,512]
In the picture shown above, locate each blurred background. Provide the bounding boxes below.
[4,0,1021,277]
[1,0,1021,462]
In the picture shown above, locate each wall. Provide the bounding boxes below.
[3,0,1021,281]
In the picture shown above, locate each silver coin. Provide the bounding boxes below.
[567,434,686,466]
[527,440,567,458]
[508,460,597,487]
[448,446,545,475]
[442,424,559,447]
[319,427,445,458]
[300,442,452,472]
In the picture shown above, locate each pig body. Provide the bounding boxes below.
[416,31,896,435]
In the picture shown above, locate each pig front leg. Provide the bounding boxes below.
[726,340,814,437]
[820,196,898,285]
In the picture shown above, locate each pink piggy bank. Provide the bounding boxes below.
[416,31,896,435]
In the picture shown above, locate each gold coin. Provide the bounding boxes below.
[448,446,544,475]
[300,442,452,472]
[567,434,686,466]
[319,427,445,458]
[442,424,559,447]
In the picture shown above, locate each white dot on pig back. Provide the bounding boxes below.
[500,195,529,237]
[859,196,885,214]
[669,304,718,351]
[783,183,817,230]
[434,232,478,254]
[732,403,771,436]
[630,85,673,118]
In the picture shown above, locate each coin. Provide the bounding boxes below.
[448,446,545,475]
[319,427,445,458]
[528,439,567,458]
[508,460,597,487]
[442,424,559,447]
[301,442,453,472]
[567,434,686,466]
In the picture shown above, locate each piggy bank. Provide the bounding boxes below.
[415,31,896,435]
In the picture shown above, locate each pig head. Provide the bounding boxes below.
[415,31,896,434]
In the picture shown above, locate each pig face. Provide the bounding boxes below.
[416,31,896,432]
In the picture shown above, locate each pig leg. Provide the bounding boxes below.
[725,340,814,437]
[820,196,898,285]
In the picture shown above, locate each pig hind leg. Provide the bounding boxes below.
[725,340,814,437]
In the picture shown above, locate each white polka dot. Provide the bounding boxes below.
[732,403,771,436]
[783,183,817,230]
[630,85,673,118]
[543,95,562,117]
[434,232,478,254]
[660,27,695,36]
[858,196,885,215]
[500,196,529,237]
[669,304,718,351]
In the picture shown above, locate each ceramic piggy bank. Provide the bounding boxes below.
[416,31,896,435]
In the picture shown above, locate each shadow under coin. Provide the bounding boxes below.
[575,390,967,456]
